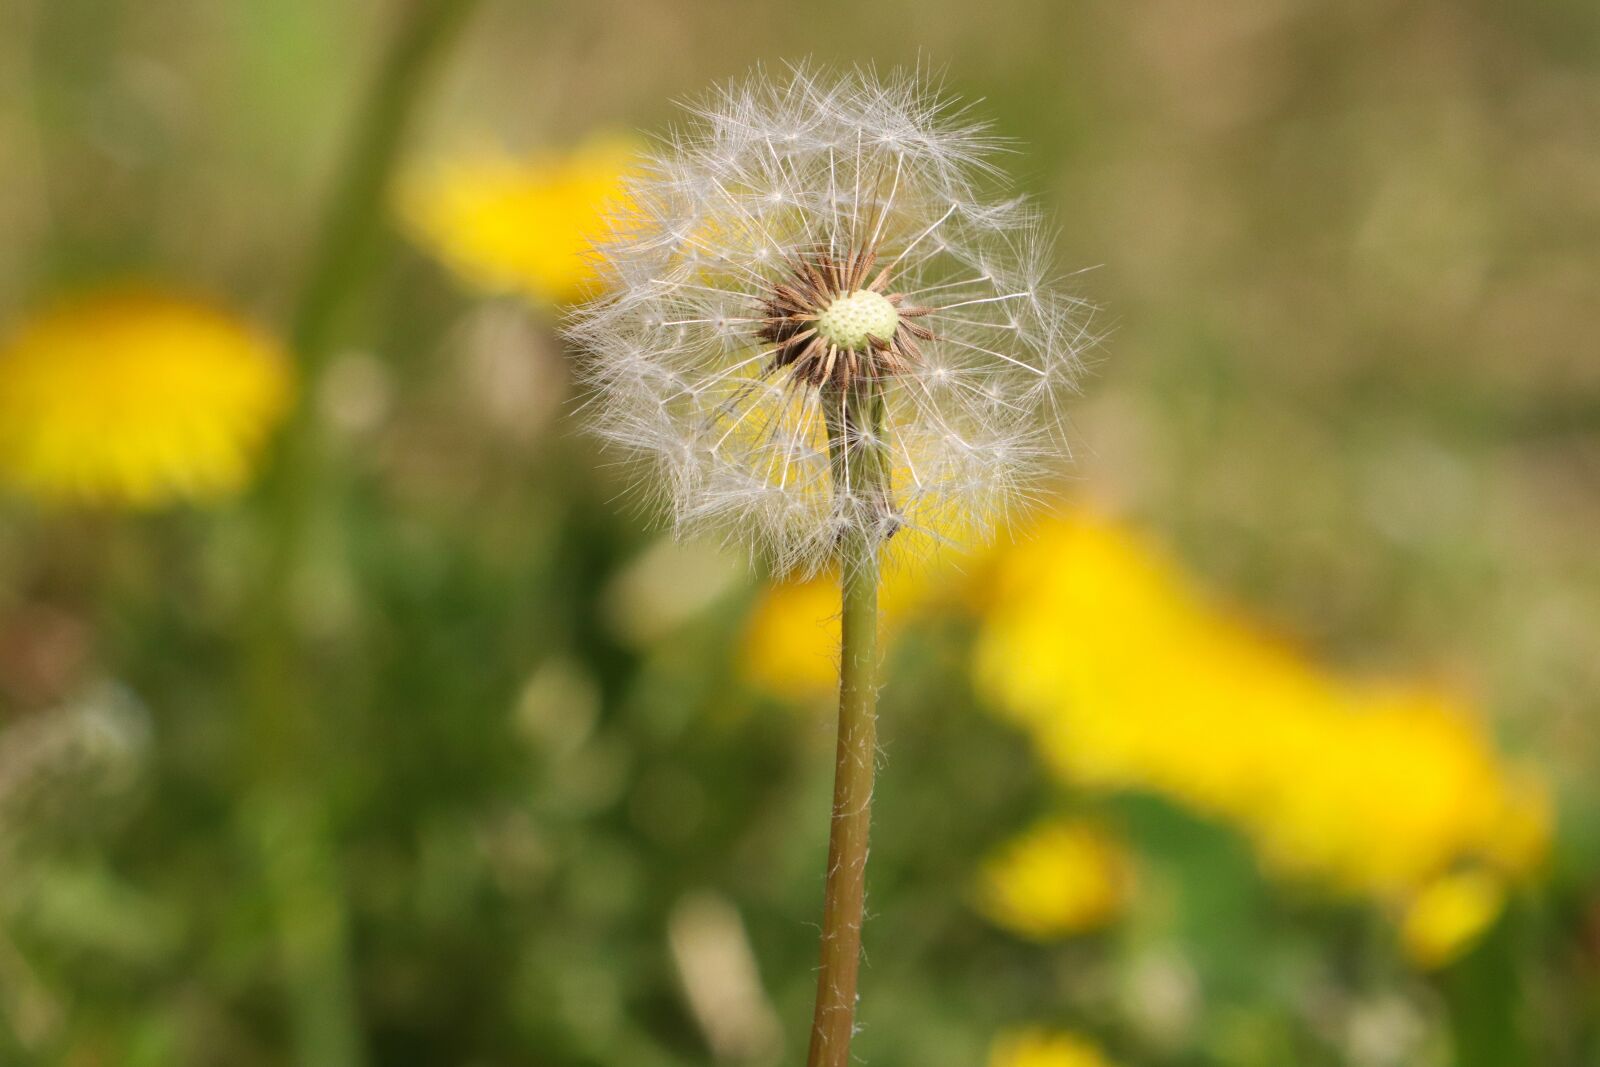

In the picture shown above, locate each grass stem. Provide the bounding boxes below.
[241,5,482,1065]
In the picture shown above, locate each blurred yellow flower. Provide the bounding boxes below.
[0,288,293,508]
[973,509,1550,904]
[975,817,1130,940]
[742,503,1549,952]
[739,556,972,702]
[987,1029,1117,1067]
[1400,869,1506,970]
[399,137,637,306]
[740,575,841,698]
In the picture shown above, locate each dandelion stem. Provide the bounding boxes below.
[808,381,887,1067]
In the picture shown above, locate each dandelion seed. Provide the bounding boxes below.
[567,65,1090,575]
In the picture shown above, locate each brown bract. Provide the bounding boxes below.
[756,248,936,392]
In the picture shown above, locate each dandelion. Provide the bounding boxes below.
[567,66,1090,1067]
[739,572,843,699]
[568,65,1087,575]
[739,554,974,702]
[974,817,1130,940]
[1399,869,1506,970]
[973,509,1550,909]
[0,288,293,508]
[400,137,639,307]
[987,1029,1118,1067]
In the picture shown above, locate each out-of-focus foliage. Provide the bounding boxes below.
[0,1,1597,1066]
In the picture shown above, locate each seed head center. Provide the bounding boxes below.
[815,289,899,352]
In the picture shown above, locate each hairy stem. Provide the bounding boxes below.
[808,381,887,1067]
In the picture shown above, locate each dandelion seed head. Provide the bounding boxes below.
[567,65,1094,574]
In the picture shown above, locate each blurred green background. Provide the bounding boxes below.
[0,1,1597,1065]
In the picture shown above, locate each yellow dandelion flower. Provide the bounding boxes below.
[973,509,1550,902]
[0,288,293,508]
[975,818,1130,940]
[740,574,842,698]
[1400,869,1506,970]
[738,553,974,703]
[987,1029,1118,1067]
[399,137,638,306]
[739,504,994,702]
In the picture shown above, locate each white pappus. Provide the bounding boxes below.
[566,64,1095,575]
